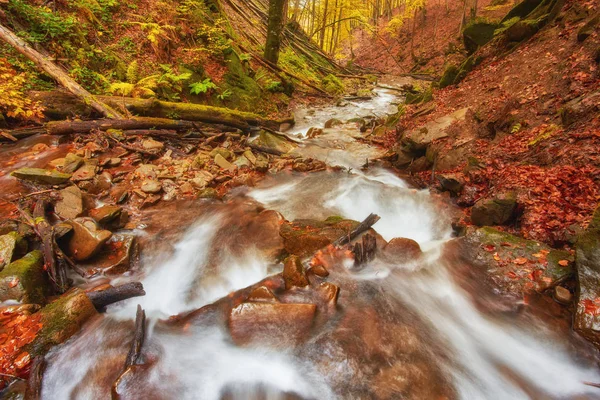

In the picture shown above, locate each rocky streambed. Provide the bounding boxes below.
[1,82,600,399]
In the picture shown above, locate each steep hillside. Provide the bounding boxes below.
[0,0,345,126]
[383,0,599,245]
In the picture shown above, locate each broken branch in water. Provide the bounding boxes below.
[123,304,146,369]
[86,282,146,311]
[333,213,381,246]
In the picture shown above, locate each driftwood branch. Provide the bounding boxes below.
[87,282,146,311]
[124,305,146,369]
[33,199,68,293]
[333,213,381,246]
[0,23,122,119]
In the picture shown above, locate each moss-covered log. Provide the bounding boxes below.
[30,91,292,131]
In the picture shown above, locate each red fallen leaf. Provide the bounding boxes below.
[8,277,19,288]
[507,271,519,279]
[13,351,30,369]
[483,244,495,252]
[513,257,528,265]
[527,269,543,281]
[582,299,600,315]
[558,260,570,267]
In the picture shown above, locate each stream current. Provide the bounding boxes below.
[37,85,600,400]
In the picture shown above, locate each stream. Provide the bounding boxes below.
[23,83,600,399]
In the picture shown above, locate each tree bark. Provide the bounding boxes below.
[86,282,146,311]
[264,0,288,64]
[0,23,123,119]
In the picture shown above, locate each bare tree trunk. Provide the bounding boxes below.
[0,23,123,119]
[264,0,288,64]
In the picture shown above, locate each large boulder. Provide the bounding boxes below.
[55,186,83,220]
[463,20,499,54]
[253,130,296,154]
[0,251,47,304]
[402,108,469,151]
[383,238,422,263]
[280,217,360,258]
[63,218,112,261]
[228,302,316,346]
[471,192,517,226]
[0,231,27,271]
[574,207,600,347]
[462,227,574,294]
[11,168,71,185]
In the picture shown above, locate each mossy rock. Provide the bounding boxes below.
[11,168,72,185]
[506,19,540,41]
[26,289,97,357]
[454,55,484,85]
[222,51,264,111]
[405,87,433,105]
[463,19,500,54]
[471,192,517,226]
[0,251,47,304]
[0,231,27,271]
[577,13,600,42]
[439,65,459,88]
[464,227,574,295]
[501,0,545,22]
[254,130,296,154]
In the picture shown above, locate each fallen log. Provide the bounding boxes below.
[46,118,198,135]
[86,282,146,311]
[0,23,122,119]
[333,213,381,246]
[352,233,378,267]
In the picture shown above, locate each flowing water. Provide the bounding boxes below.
[28,85,600,399]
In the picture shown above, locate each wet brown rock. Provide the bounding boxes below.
[0,232,27,271]
[283,255,309,290]
[254,130,296,154]
[307,127,324,138]
[280,218,359,258]
[142,139,164,152]
[247,286,279,302]
[141,179,162,194]
[318,282,340,305]
[55,186,83,220]
[78,234,137,275]
[11,168,71,185]
[437,173,464,196]
[89,205,122,224]
[553,286,572,305]
[324,118,342,128]
[383,238,422,263]
[228,302,316,346]
[71,164,97,182]
[309,264,329,277]
[64,218,113,261]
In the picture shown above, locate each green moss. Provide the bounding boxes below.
[463,19,500,53]
[439,65,459,88]
[322,74,345,95]
[324,216,345,224]
[455,55,483,84]
[0,251,47,304]
[27,289,97,356]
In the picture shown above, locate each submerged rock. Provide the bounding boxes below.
[64,218,113,261]
[89,205,122,224]
[11,167,71,185]
[0,251,47,304]
[383,238,422,263]
[462,227,574,294]
[0,232,27,271]
[283,255,309,290]
[55,186,83,220]
[228,302,316,346]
